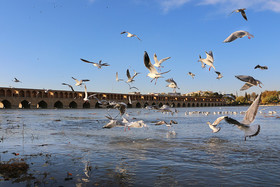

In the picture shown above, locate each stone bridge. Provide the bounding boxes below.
[0,87,225,109]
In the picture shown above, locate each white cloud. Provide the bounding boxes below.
[158,0,280,13]
[159,0,191,12]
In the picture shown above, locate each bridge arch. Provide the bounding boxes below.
[38,100,48,109]
[69,101,77,109]
[54,101,63,109]
[127,103,132,108]
[136,102,141,108]
[177,103,181,107]
[159,103,163,108]
[144,102,149,108]
[19,100,30,109]
[1,100,11,109]
[83,102,90,109]
[95,102,101,108]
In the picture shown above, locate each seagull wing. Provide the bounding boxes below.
[144,51,158,74]
[158,57,171,65]
[81,79,90,82]
[212,116,227,126]
[206,51,214,62]
[242,93,262,125]
[71,77,79,84]
[215,71,221,75]
[120,31,127,34]
[240,83,253,91]
[158,70,171,75]
[80,58,94,64]
[223,32,238,43]
[62,83,75,92]
[101,62,110,66]
[235,75,252,83]
[224,116,244,127]
[84,85,88,99]
[126,69,131,79]
[165,78,174,83]
[254,65,260,69]
[153,53,159,66]
[240,9,247,21]
[135,35,141,41]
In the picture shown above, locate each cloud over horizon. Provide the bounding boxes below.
[159,0,280,13]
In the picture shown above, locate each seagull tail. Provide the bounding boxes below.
[244,124,260,140]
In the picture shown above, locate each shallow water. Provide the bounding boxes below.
[0,106,280,186]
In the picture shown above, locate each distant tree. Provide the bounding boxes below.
[251,92,257,101]
[261,91,279,104]
[236,96,247,104]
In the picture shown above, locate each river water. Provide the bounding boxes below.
[0,106,279,186]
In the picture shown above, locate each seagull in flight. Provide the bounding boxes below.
[83,85,96,102]
[166,78,180,93]
[224,93,262,141]
[206,116,226,133]
[215,71,223,80]
[231,8,247,21]
[80,58,110,69]
[188,72,195,79]
[254,65,268,70]
[126,69,140,83]
[72,77,90,86]
[198,51,216,71]
[153,53,171,70]
[223,30,254,43]
[13,78,22,83]
[120,31,141,41]
[62,83,75,92]
[144,51,171,84]
[235,75,263,91]
[116,72,124,82]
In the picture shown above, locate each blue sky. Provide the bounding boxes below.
[1,0,280,96]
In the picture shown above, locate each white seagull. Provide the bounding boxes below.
[126,69,140,83]
[206,116,226,133]
[215,71,223,80]
[103,116,127,129]
[235,75,263,91]
[223,30,254,43]
[153,53,171,70]
[62,83,75,92]
[166,78,180,93]
[224,93,262,141]
[231,8,247,21]
[188,72,195,79]
[116,72,124,82]
[120,31,141,41]
[83,85,96,102]
[81,58,110,69]
[254,65,268,70]
[144,51,171,84]
[198,51,216,71]
[72,77,90,86]
[13,78,22,83]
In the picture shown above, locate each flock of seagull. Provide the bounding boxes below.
[10,8,269,141]
[101,8,267,141]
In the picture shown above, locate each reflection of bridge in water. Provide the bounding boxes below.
[0,87,225,109]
